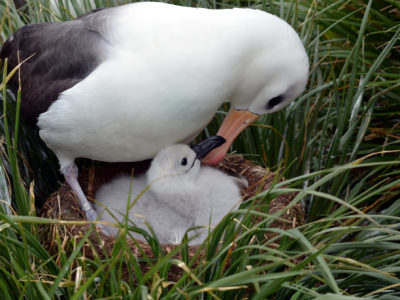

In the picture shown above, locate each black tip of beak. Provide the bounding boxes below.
[192,136,226,160]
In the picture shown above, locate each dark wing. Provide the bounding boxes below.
[0,8,109,126]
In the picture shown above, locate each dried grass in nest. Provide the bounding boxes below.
[40,154,304,278]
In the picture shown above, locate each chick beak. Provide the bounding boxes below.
[192,136,226,160]
[202,109,261,165]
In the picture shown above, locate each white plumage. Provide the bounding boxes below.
[38,2,308,168]
[95,142,241,245]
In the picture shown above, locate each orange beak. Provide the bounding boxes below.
[202,109,261,165]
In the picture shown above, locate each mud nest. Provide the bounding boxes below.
[40,154,304,279]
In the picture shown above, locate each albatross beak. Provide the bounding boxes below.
[202,109,261,165]
[192,136,226,160]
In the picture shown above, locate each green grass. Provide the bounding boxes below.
[1,0,400,298]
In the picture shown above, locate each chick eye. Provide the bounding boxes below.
[181,157,188,166]
[266,95,284,110]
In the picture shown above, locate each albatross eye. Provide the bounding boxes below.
[266,95,284,110]
[181,157,188,166]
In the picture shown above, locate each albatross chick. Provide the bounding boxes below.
[95,136,241,245]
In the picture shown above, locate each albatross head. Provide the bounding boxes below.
[203,17,309,165]
[147,136,226,182]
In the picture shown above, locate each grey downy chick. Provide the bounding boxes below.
[95,136,242,245]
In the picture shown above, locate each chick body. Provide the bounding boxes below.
[95,143,241,245]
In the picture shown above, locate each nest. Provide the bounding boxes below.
[40,154,304,279]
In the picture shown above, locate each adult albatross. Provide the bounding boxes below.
[0,2,308,222]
